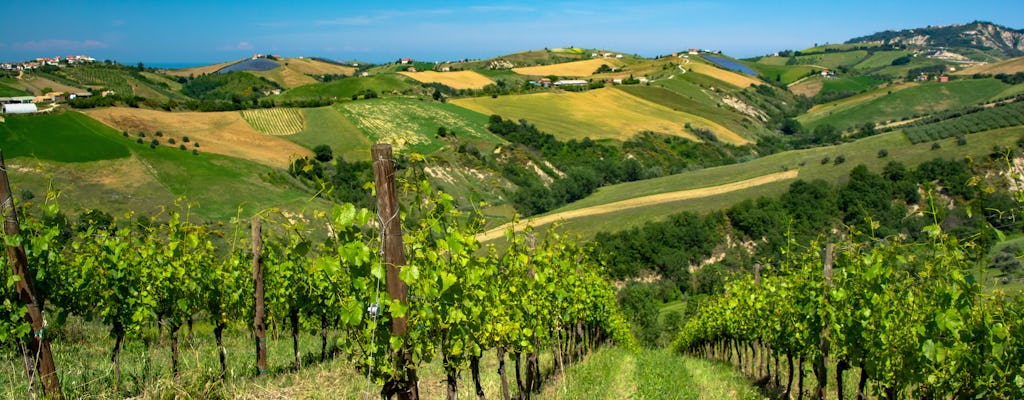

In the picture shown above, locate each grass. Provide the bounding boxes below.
[541,347,761,400]
[398,70,495,89]
[743,62,816,85]
[852,50,914,71]
[497,126,1024,238]
[793,51,869,69]
[0,81,30,96]
[0,111,130,162]
[241,108,306,135]
[280,74,414,100]
[249,66,318,89]
[798,79,1009,130]
[451,87,748,144]
[955,56,1024,75]
[3,72,86,95]
[284,106,373,161]
[337,97,501,154]
[512,59,621,77]
[618,85,762,138]
[820,75,882,95]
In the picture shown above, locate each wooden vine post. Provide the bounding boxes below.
[816,244,834,400]
[252,218,268,376]
[372,144,419,399]
[0,150,63,399]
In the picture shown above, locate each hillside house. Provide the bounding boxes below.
[400,58,413,64]
[2,103,38,114]
[688,48,699,55]
[938,76,949,83]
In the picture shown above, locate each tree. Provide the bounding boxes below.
[313,144,333,163]
[781,118,803,135]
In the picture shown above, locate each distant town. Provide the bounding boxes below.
[1,55,97,71]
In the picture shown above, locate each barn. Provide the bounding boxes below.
[2,103,38,114]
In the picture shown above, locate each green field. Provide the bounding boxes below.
[794,50,869,68]
[852,50,914,71]
[820,75,882,95]
[337,97,501,154]
[0,81,30,96]
[618,85,763,137]
[280,74,414,100]
[799,78,1009,130]
[0,111,130,162]
[743,62,816,85]
[521,126,1024,237]
[283,106,373,161]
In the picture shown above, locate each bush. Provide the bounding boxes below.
[136,138,143,144]
[138,132,146,138]
[834,155,846,165]
[192,149,199,155]
[168,138,176,144]
[182,136,190,143]
[155,131,163,137]
[179,144,186,150]
[878,149,889,158]
[957,135,967,146]
[821,157,831,165]
[932,142,942,150]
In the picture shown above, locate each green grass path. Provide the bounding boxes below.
[543,347,761,400]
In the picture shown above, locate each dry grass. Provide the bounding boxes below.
[684,60,764,88]
[513,59,622,77]
[790,78,824,97]
[477,170,798,242]
[282,58,357,76]
[84,107,311,168]
[6,74,85,94]
[161,60,243,77]
[452,87,748,144]
[250,67,317,89]
[954,56,1024,75]
[398,70,495,89]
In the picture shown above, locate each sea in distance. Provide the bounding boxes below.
[145,62,219,69]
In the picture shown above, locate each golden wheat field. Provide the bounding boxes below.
[84,107,311,168]
[241,108,306,135]
[512,58,622,77]
[452,87,748,144]
[398,70,495,89]
[954,56,1024,75]
[684,60,764,88]
[161,60,242,77]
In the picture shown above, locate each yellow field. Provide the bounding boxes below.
[452,87,749,145]
[954,57,1024,75]
[477,170,798,242]
[84,107,311,168]
[685,60,764,88]
[281,58,357,76]
[790,78,824,97]
[161,60,242,77]
[398,70,495,89]
[241,108,305,135]
[512,59,622,77]
[249,67,317,89]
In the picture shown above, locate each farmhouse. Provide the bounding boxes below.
[2,103,38,114]
[0,96,35,104]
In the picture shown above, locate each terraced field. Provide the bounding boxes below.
[398,70,495,89]
[452,87,749,144]
[241,108,305,135]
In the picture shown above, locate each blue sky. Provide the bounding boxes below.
[1,1,1022,65]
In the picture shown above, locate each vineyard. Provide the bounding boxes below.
[0,146,635,399]
[673,231,1024,398]
[338,98,497,153]
[241,108,306,135]
[903,99,1024,143]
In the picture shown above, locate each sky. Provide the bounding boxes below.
[1,0,1023,65]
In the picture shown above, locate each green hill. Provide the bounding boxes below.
[280,74,413,100]
[0,111,129,162]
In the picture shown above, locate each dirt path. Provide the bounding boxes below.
[478,170,799,242]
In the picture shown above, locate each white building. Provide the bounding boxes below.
[2,103,38,114]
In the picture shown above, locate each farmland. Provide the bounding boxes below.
[452,87,750,144]
[955,56,1024,75]
[512,58,621,77]
[0,111,129,162]
[283,106,372,161]
[160,59,242,77]
[682,59,764,88]
[241,108,305,135]
[337,97,500,153]
[798,79,1011,130]
[84,107,311,168]
[279,74,413,100]
[398,70,495,89]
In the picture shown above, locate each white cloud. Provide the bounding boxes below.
[316,16,379,26]
[13,39,108,51]
[219,41,254,51]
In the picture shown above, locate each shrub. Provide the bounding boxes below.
[878,149,889,158]
[155,131,163,137]
[182,136,190,143]
[957,135,967,146]
[834,155,846,165]
[179,144,186,150]
[136,138,143,144]
[192,149,199,155]
[138,132,146,138]
[168,138,176,144]
[821,157,831,165]
[932,142,942,150]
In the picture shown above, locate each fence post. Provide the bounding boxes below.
[252,218,267,376]
[0,150,63,399]
[372,144,418,400]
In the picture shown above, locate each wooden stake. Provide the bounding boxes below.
[252,218,267,376]
[0,150,63,399]
[372,144,418,400]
